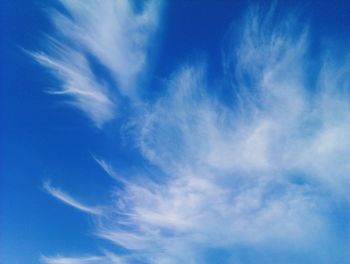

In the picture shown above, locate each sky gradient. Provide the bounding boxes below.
[1,1,350,263]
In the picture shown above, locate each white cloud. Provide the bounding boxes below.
[40,3,349,264]
[31,45,115,128]
[41,252,127,264]
[92,7,348,262]
[43,181,103,215]
[41,255,105,264]
[93,156,127,184]
[33,0,161,127]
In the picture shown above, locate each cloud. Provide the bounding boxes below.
[93,6,348,263]
[33,0,161,127]
[31,45,116,128]
[41,252,127,264]
[39,3,350,264]
[43,181,103,215]
[41,255,106,264]
[93,156,127,184]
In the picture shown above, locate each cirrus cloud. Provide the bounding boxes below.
[39,2,349,264]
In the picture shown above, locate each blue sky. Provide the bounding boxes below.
[1,1,349,263]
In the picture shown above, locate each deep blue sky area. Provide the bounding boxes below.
[1,1,349,264]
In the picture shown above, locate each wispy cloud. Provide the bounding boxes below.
[41,252,127,264]
[41,255,105,264]
[94,6,348,262]
[33,0,161,127]
[93,156,127,184]
[39,3,349,264]
[31,45,116,128]
[43,181,103,216]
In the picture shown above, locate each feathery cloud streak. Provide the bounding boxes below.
[39,3,350,264]
[41,253,127,264]
[33,0,161,127]
[43,181,103,215]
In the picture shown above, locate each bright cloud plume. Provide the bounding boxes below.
[43,181,103,215]
[41,253,126,264]
[32,0,161,127]
[39,2,349,264]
